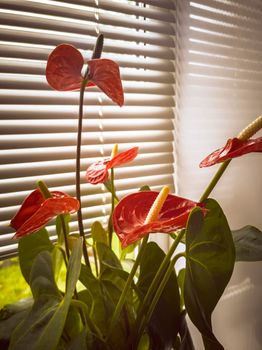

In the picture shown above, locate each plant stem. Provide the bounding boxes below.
[76,78,91,268]
[58,215,70,262]
[129,229,185,347]
[75,34,104,268]
[108,168,115,247]
[199,159,231,203]
[106,235,149,340]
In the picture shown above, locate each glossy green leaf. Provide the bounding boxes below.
[184,200,235,350]
[9,251,62,350]
[65,327,88,350]
[96,242,122,273]
[137,242,181,349]
[0,299,33,349]
[10,239,83,350]
[79,265,114,333]
[178,311,195,350]
[232,225,262,261]
[51,245,64,282]
[91,221,108,245]
[32,238,83,350]
[18,228,53,283]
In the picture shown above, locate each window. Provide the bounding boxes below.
[0,0,176,258]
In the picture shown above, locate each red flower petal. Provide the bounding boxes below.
[87,59,124,106]
[10,189,44,230]
[46,44,84,91]
[86,158,110,185]
[113,191,204,247]
[107,147,138,169]
[11,190,79,239]
[200,137,262,167]
[86,147,138,185]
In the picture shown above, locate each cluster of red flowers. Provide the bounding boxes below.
[10,43,262,247]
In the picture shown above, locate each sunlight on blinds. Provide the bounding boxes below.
[0,0,176,258]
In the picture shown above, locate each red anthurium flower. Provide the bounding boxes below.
[11,189,79,239]
[86,147,138,185]
[112,191,205,247]
[200,137,262,167]
[46,44,124,106]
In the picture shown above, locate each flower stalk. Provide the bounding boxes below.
[108,144,118,247]
[75,34,104,268]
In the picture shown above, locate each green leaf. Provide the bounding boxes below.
[51,245,64,282]
[63,304,83,346]
[232,225,262,261]
[0,299,33,349]
[184,199,235,350]
[9,251,62,350]
[65,327,88,350]
[18,228,53,283]
[79,265,114,333]
[65,237,83,297]
[137,242,181,349]
[96,243,134,348]
[139,185,151,192]
[178,311,195,350]
[96,242,122,273]
[91,221,108,246]
[10,239,83,350]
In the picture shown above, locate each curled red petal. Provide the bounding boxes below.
[46,44,84,91]
[10,189,44,230]
[87,59,124,106]
[113,191,204,247]
[13,196,80,239]
[86,158,110,185]
[107,147,138,169]
[200,137,262,167]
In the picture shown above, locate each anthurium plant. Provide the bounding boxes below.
[0,34,262,350]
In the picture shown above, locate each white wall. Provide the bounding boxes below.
[175,1,262,348]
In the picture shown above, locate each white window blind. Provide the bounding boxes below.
[0,0,176,259]
[175,1,262,349]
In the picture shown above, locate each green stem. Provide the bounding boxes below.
[129,229,185,347]
[92,246,99,276]
[58,215,70,262]
[108,168,115,247]
[199,159,231,202]
[135,252,185,345]
[106,235,149,340]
